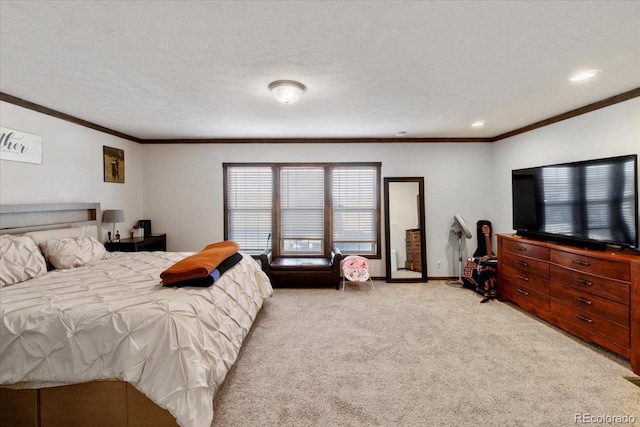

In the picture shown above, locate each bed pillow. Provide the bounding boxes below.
[40,236,107,270]
[25,225,97,246]
[0,235,48,287]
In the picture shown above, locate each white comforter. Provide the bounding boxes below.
[0,251,272,427]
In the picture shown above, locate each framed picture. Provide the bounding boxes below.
[103,146,124,183]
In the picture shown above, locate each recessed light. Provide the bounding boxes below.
[395,131,408,136]
[471,121,486,128]
[570,69,601,82]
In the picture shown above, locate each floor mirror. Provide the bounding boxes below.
[384,177,427,282]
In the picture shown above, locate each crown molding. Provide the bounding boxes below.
[0,92,141,143]
[141,137,492,144]
[2,88,638,144]
[490,87,640,141]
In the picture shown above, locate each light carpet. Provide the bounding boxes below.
[212,281,640,426]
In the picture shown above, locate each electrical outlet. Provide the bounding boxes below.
[437,260,441,268]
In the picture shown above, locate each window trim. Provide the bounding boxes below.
[223,162,381,259]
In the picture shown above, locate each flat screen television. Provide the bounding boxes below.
[512,154,638,251]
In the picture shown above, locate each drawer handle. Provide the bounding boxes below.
[516,246,527,252]
[516,275,529,282]
[574,314,593,323]
[572,259,590,267]
[516,288,529,296]
[517,260,529,267]
[575,278,593,287]
[574,296,592,305]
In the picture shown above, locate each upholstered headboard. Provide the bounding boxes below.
[0,203,101,237]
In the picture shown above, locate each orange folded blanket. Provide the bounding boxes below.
[160,241,239,285]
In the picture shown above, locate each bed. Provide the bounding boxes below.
[0,203,273,427]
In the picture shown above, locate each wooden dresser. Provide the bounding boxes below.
[497,234,640,375]
[405,229,422,272]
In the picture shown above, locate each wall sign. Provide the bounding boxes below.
[0,127,43,164]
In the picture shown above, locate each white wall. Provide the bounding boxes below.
[0,101,145,239]
[144,97,638,278]
[4,95,636,277]
[492,97,640,243]
[142,142,495,277]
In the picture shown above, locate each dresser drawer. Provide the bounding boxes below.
[550,315,631,358]
[550,249,630,281]
[501,251,550,279]
[549,265,629,305]
[503,281,549,314]
[405,231,421,243]
[550,299,629,348]
[406,242,421,251]
[502,238,549,261]
[549,281,629,326]
[502,264,549,295]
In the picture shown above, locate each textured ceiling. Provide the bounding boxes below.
[1,1,639,140]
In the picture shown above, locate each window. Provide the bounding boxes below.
[332,166,378,254]
[280,167,325,254]
[225,166,273,254]
[224,163,381,257]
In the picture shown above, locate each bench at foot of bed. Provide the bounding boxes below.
[258,247,342,289]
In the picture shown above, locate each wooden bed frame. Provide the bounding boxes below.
[0,381,177,427]
[0,203,178,427]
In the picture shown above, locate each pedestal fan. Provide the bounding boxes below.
[446,214,473,287]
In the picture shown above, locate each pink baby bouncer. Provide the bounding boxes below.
[341,255,375,291]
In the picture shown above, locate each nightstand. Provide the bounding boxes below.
[105,234,167,252]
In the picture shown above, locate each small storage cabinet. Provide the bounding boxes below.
[105,234,167,252]
[498,234,640,375]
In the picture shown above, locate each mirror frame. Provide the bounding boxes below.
[384,177,427,282]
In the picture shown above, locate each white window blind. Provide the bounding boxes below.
[227,167,272,253]
[280,167,325,247]
[225,162,380,257]
[332,166,377,253]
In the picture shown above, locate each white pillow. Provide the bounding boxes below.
[40,236,107,270]
[0,235,48,287]
[25,225,97,246]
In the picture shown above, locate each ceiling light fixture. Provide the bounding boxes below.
[471,121,486,128]
[268,80,306,104]
[395,131,408,137]
[570,69,601,82]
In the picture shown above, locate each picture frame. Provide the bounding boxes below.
[103,146,124,183]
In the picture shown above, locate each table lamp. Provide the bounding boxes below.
[102,209,124,241]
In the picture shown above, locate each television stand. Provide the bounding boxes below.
[498,233,640,375]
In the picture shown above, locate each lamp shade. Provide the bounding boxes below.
[268,80,306,104]
[102,209,125,223]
